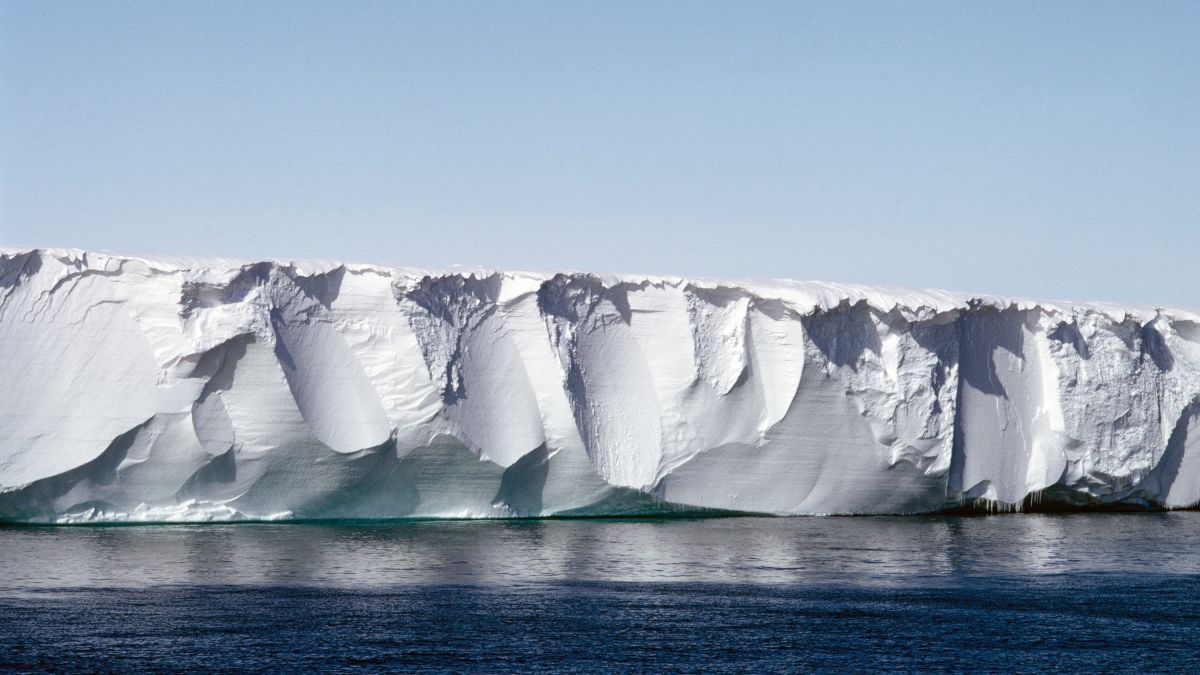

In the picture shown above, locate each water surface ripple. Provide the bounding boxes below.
[3,514,1199,671]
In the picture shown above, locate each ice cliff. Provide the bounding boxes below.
[2,248,1199,523]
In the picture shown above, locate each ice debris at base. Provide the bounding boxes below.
[52,500,293,525]
[1,247,1199,523]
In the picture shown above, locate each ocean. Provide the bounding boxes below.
[3,513,1199,671]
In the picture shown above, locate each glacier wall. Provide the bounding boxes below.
[1,248,1199,523]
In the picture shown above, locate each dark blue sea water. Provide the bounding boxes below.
[3,514,1200,672]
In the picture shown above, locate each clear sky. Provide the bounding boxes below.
[2,1,1197,307]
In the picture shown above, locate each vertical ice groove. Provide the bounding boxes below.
[402,272,503,404]
[324,268,441,446]
[952,307,1046,503]
[2,248,1200,521]
[685,285,751,396]
[537,275,663,489]
[268,267,391,454]
[398,273,545,466]
[1143,398,1200,508]
[746,299,806,434]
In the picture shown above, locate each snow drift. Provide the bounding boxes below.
[1,248,1198,523]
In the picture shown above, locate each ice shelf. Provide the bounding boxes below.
[2,247,1198,522]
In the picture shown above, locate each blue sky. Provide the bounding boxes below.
[2,1,1197,307]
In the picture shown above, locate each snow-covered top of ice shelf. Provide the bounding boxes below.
[2,246,1192,324]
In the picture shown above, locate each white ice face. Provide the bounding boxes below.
[1,247,1198,523]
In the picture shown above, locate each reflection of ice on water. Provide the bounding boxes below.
[1010,515,1068,573]
[2,514,1200,593]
